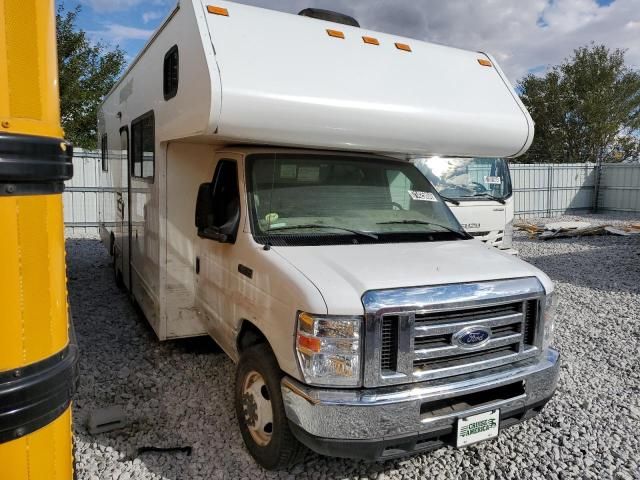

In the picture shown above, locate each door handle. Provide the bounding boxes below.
[238,264,253,279]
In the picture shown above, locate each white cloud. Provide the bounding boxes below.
[142,11,163,24]
[80,0,143,12]
[89,23,154,43]
[80,0,170,13]
[229,0,640,82]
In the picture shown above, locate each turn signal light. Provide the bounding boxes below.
[298,334,321,353]
[327,29,345,39]
[478,58,492,67]
[207,5,229,16]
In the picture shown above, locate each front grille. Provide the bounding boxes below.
[523,300,538,345]
[469,230,504,245]
[378,299,540,383]
[363,278,545,387]
[415,303,521,325]
[381,316,399,371]
[414,344,518,370]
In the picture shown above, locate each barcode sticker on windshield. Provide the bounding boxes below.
[484,176,502,185]
[298,166,320,182]
[280,164,297,179]
[408,190,438,202]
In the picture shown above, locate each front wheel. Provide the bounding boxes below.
[235,344,304,470]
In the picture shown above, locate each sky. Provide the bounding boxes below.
[60,0,640,83]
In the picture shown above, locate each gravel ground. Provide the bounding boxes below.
[69,213,640,480]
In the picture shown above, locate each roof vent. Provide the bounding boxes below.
[298,8,360,28]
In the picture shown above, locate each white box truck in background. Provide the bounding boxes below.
[96,0,558,469]
[413,157,517,252]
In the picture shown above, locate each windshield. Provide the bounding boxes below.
[246,154,466,246]
[412,157,512,200]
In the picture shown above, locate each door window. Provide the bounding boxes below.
[131,111,154,180]
[210,160,240,228]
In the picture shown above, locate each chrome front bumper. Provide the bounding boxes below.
[282,348,559,455]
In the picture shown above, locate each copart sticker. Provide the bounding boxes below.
[484,176,502,185]
[408,190,438,202]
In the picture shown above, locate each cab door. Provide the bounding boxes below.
[195,153,243,354]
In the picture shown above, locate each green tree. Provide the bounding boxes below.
[517,44,640,163]
[57,5,126,149]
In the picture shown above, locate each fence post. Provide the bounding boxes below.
[546,164,554,217]
[592,160,602,213]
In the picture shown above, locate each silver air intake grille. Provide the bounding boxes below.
[362,278,545,387]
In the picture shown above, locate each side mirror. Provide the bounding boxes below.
[195,183,214,231]
[195,182,240,244]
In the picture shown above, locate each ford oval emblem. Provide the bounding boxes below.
[453,326,491,349]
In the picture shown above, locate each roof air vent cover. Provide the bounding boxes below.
[298,8,360,27]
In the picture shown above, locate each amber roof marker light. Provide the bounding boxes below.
[326,29,346,39]
[395,42,412,52]
[363,36,380,46]
[207,5,229,16]
[478,58,493,67]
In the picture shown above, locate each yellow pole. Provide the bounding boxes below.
[0,1,78,479]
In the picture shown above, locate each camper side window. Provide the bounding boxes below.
[131,112,155,180]
[101,134,108,172]
[163,45,179,100]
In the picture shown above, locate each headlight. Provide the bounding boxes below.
[542,292,558,350]
[296,312,362,387]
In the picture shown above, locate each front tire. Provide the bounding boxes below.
[235,344,304,470]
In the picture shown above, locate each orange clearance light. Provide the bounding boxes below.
[395,42,412,52]
[298,312,315,333]
[298,334,321,353]
[478,58,492,67]
[326,29,345,39]
[363,36,380,46]
[207,5,229,16]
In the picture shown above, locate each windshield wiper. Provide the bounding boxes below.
[439,195,460,206]
[470,193,506,204]
[267,224,379,239]
[376,220,471,239]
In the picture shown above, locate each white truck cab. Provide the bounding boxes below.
[96,0,558,469]
[413,157,516,251]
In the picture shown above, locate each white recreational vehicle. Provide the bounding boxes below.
[413,156,516,252]
[97,0,559,469]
